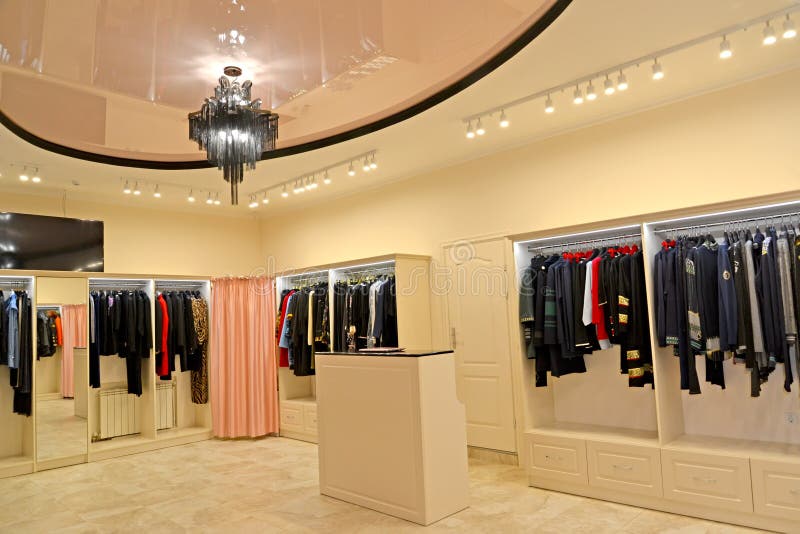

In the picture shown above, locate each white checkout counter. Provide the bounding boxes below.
[315,350,469,526]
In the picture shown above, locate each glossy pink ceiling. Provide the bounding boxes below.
[0,0,557,162]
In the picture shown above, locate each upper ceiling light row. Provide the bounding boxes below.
[463,6,798,137]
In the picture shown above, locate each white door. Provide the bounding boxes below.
[444,238,517,452]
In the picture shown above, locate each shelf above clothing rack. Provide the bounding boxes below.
[651,210,800,235]
[526,232,642,253]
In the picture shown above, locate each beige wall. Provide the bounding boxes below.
[259,68,800,346]
[0,192,262,277]
[260,68,800,267]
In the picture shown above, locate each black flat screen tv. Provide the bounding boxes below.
[0,212,104,272]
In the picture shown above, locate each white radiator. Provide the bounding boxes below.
[156,382,177,430]
[98,388,141,439]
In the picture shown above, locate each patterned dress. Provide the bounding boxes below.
[191,298,209,404]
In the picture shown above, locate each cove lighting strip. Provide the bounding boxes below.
[516,224,641,247]
[462,5,800,136]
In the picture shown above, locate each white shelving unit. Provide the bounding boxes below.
[0,276,35,479]
[276,254,433,444]
[509,199,800,532]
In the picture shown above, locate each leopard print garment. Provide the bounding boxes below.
[191,298,209,404]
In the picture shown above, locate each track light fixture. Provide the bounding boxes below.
[31,168,41,183]
[544,95,554,114]
[206,192,214,205]
[586,81,597,101]
[214,193,221,205]
[651,58,664,80]
[370,153,378,170]
[187,190,195,203]
[719,35,732,58]
[348,161,356,176]
[153,185,161,198]
[459,5,800,138]
[18,167,29,182]
[465,121,475,139]
[784,15,797,39]
[573,86,583,105]
[475,118,486,136]
[616,71,628,91]
[262,193,269,205]
[133,182,141,195]
[281,185,289,198]
[763,21,777,45]
[603,76,615,95]
[362,157,371,172]
[323,170,332,185]
[499,109,510,128]
[122,180,131,194]
[248,195,259,209]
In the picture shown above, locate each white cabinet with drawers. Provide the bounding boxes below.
[587,441,662,497]
[279,398,318,443]
[661,449,753,512]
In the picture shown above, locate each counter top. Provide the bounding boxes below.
[317,350,454,358]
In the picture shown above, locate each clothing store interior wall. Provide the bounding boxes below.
[2,0,800,531]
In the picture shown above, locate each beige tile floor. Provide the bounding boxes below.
[36,398,88,460]
[0,437,763,533]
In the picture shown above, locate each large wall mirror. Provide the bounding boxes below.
[35,277,89,468]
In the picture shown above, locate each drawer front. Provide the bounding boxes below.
[303,405,318,435]
[527,433,587,485]
[661,450,752,512]
[587,441,662,497]
[752,459,800,520]
[280,403,303,431]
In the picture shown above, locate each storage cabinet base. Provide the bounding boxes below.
[316,353,469,526]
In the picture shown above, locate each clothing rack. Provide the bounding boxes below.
[527,232,642,253]
[653,210,800,235]
[155,281,208,291]
[89,280,149,291]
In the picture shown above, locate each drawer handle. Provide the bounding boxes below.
[612,464,633,471]
[692,476,717,484]
[544,454,564,462]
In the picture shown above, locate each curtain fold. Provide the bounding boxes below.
[60,304,87,399]
[210,276,279,438]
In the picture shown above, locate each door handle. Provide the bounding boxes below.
[692,476,717,484]
[612,464,633,471]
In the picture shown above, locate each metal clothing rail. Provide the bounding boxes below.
[155,281,208,290]
[653,210,800,235]
[527,232,642,252]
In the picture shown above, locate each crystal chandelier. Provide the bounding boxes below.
[188,66,278,205]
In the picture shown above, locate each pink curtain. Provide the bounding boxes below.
[60,304,87,399]
[210,276,279,438]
